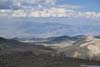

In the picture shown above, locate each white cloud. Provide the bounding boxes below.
[97,13,100,18]
[0,9,12,16]
[11,10,27,17]
[80,12,97,18]
[0,8,100,20]
[57,4,81,9]
[11,0,56,9]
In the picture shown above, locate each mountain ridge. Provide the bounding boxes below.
[57,35,100,61]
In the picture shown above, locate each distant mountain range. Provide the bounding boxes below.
[13,35,86,42]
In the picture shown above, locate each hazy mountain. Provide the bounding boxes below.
[1,18,100,38]
[95,35,100,38]
[39,35,87,50]
[13,37,49,43]
[57,36,100,61]
[0,37,23,50]
[73,35,87,40]
[13,35,88,49]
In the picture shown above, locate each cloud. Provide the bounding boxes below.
[57,4,81,9]
[0,0,56,9]
[76,12,100,19]
[0,8,100,21]
[0,0,100,20]
[0,0,81,10]
[11,10,27,17]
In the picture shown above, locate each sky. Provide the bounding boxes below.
[58,0,100,12]
[0,0,100,38]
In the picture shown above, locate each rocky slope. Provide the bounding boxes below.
[58,36,100,61]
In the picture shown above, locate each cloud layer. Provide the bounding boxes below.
[0,9,100,20]
[0,0,99,20]
[0,0,56,9]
